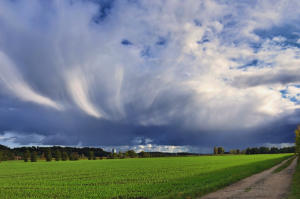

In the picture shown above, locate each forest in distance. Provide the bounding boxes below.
[0,144,295,162]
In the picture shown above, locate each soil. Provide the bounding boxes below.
[200,157,298,199]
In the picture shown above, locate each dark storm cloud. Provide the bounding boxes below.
[0,0,299,152]
[232,71,300,88]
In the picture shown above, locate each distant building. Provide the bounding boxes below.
[112,148,117,153]
[14,156,22,160]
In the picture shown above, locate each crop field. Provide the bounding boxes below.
[0,154,292,199]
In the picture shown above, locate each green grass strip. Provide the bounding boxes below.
[273,156,295,173]
[288,156,300,199]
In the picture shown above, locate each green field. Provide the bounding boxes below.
[0,154,292,199]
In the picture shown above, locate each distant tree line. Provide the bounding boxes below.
[0,145,199,162]
[0,145,15,161]
[244,146,295,154]
[106,150,198,159]
[213,146,225,155]
[213,146,295,155]
[0,145,111,162]
[0,141,297,163]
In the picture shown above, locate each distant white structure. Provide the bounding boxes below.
[112,148,117,153]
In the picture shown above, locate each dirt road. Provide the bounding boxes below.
[200,157,298,199]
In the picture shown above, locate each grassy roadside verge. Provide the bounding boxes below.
[288,157,300,199]
[165,155,292,199]
[273,156,295,173]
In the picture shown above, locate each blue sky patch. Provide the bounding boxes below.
[197,39,210,45]
[140,46,152,58]
[156,37,167,46]
[280,90,288,98]
[237,59,259,69]
[280,89,299,104]
[254,24,300,48]
[91,0,115,23]
[121,39,133,46]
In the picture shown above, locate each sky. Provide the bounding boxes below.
[0,0,299,153]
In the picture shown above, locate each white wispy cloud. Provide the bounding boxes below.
[0,51,62,110]
[66,69,103,118]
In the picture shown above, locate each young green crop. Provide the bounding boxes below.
[0,154,292,199]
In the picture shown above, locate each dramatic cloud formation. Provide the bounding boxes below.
[0,0,299,152]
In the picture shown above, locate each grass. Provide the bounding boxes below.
[273,156,295,173]
[0,154,292,199]
[288,156,300,199]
